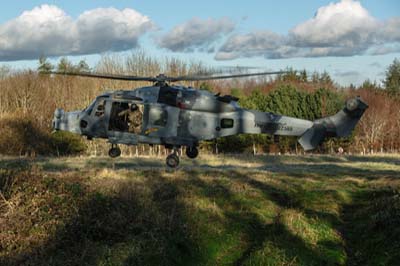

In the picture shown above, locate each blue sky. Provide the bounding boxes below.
[0,0,399,85]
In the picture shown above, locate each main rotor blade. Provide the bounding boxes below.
[46,71,158,82]
[172,71,287,81]
[44,70,287,83]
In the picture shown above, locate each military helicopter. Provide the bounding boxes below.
[51,71,368,167]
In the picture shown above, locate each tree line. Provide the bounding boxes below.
[0,52,399,156]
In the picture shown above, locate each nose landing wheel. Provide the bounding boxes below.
[109,144,121,158]
[166,153,180,168]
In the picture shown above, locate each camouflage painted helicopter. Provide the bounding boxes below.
[51,71,368,167]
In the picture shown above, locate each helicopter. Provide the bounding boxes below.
[51,71,368,167]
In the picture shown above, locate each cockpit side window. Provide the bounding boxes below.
[95,100,106,117]
[158,86,178,106]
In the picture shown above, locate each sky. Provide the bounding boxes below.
[0,0,399,86]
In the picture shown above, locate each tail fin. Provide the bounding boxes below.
[298,97,368,151]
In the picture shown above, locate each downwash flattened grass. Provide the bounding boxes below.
[0,154,399,266]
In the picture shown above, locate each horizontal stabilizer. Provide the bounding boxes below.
[298,124,326,151]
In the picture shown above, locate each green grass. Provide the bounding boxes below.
[0,154,399,265]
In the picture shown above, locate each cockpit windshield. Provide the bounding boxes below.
[84,99,97,115]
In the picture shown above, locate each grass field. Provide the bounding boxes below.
[1,154,400,266]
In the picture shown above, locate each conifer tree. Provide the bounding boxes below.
[384,58,400,95]
[37,56,54,73]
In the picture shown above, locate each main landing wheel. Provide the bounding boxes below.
[166,153,179,168]
[109,145,121,158]
[186,146,199,159]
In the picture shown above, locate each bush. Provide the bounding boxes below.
[50,131,87,156]
[0,113,86,156]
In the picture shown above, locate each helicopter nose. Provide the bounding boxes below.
[52,108,64,131]
[52,109,82,134]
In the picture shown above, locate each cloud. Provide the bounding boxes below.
[289,0,377,48]
[157,17,235,52]
[0,5,154,61]
[380,17,400,42]
[215,31,284,60]
[215,0,400,60]
[369,43,400,55]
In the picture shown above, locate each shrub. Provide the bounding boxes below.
[0,113,86,156]
[50,131,86,156]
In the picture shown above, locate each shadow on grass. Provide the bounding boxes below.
[229,154,346,165]
[232,154,400,166]
[345,155,400,165]
[188,162,399,180]
[0,171,204,266]
[182,170,338,265]
[85,157,166,170]
[0,158,32,170]
[340,188,400,266]
[260,163,400,180]
[0,165,350,266]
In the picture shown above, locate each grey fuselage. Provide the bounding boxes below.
[53,84,368,150]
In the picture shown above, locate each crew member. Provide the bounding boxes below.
[118,103,143,134]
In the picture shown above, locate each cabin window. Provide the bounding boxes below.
[109,102,143,134]
[221,118,234,128]
[109,102,129,132]
[149,107,168,127]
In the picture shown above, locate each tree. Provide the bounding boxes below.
[240,89,268,110]
[37,56,54,73]
[319,71,333,86]
[76,60,90,73]
[311,72,320,83]
[279,67,299,82]
[383,58,400,96]
[230,88,244,99]
[300,69,308,82]
[360,79,380,90]
[312,88,343,117]
[0,65,10,79]
[348,83,356,90]
[57,57,74,73]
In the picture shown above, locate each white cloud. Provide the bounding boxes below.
[290,0,378,48]
[0,5,154,61]
[157,17,235,52]
[215,0,400,60]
